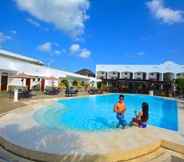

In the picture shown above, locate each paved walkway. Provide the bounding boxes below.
[0,91,89,114]
[0,96,26,114]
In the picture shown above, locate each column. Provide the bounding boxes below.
[174,73,177,80]
[132,73,135,80]
[160,73,164,81]
[146,73,149,80]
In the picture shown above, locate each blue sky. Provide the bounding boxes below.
[0,0,184,72]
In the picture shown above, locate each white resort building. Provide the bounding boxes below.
[96,61,184,94]
[0,49,96,91]
[96,61,184,81]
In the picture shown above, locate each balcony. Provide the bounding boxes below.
[134,72,146,80]
[120,72,133,80]
[96,71,107,80]
[107,71,120,80]
[148,72,162,81]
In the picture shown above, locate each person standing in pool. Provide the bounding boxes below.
[114,95,126,128]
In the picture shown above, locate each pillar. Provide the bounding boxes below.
[146,73,149,80]
[160,73,164,81]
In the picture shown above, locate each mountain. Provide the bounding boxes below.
[75,69,95,77]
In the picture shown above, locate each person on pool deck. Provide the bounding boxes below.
[114,95,126,128]
[131,102,149,128]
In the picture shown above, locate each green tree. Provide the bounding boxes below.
[81,81,85,87]
[72,80,78,87]
[72,80,83,89]
[175,78,184,95]
[59,80,69,89]
[97,82,102,89]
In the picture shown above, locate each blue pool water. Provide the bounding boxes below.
[34,94,178,131]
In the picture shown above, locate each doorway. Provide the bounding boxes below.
[26,78,31,90]
[41,79,45,92]
[1,75,8,91]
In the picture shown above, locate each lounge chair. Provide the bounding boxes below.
[88,88,97,95]
[8,88,32,99]
[19,88,32,98]
[88,88,103,95]
[65,87,78,97]
[45,87,60,95]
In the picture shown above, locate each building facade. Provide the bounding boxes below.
[96,61,184,81]
[0,49,96,91]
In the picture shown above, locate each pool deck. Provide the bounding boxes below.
[0,95,184,162]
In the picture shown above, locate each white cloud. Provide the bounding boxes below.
[10,30,17,34]
[37,42,64,57]
[147,0,184,24]
[69,43,91,58]
[0,32,12,47]
[79,48,91,58]
[26,18,41,27]
[38,42,52,53]
[69,43,80,54]
[26,18,49,31]
[15,0,90,37]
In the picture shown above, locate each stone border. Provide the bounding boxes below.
[177,100,184,135]
[0,136,184,162]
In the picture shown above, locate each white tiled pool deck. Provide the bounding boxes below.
[0,97,184,162]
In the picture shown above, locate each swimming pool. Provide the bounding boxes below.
[34,94,178,131]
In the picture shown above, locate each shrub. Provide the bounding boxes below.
[72,80,78,87]
[175,78,184,95]
[81,81,85,87]
[97,82,102,89]
[59,80,69,89]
